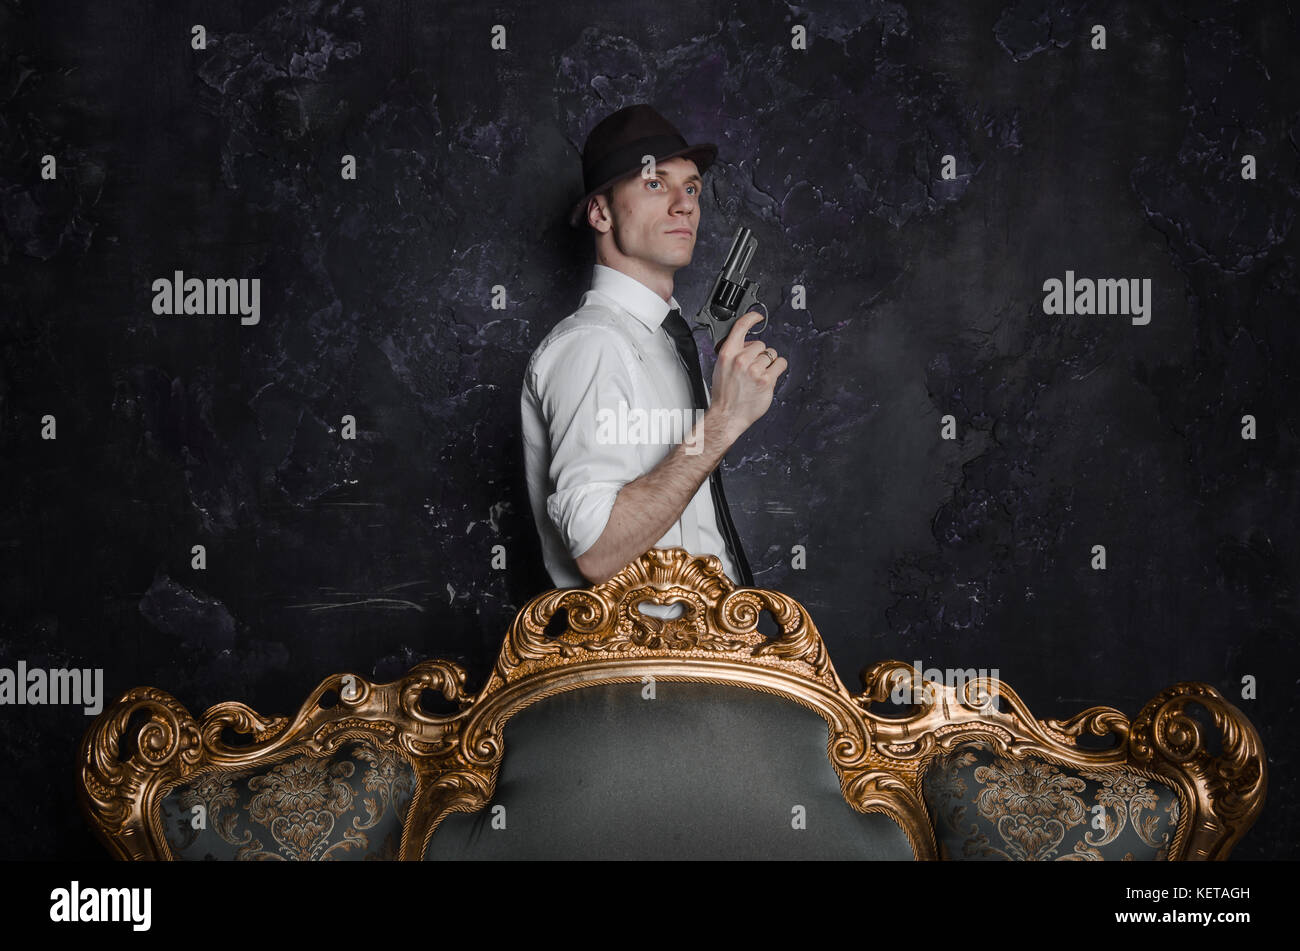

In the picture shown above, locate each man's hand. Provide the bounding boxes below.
[708,311,788,437]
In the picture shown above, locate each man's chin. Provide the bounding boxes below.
[648,244,693,271]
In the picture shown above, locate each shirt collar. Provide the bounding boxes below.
[588,264,681,334]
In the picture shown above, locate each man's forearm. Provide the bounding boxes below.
[575,406,741,585]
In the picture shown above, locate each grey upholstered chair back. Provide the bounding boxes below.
[425,681,915,860]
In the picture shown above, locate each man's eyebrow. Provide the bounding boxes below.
[654,169,703,184]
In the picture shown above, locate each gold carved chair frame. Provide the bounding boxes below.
[79,548,1266,861]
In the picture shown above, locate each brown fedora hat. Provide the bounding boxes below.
[568,103,718,229]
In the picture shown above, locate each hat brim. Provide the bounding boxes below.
[568,143,718,229]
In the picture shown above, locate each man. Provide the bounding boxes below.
[520,104,787,618]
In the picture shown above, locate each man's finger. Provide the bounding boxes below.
[720,311,765,355]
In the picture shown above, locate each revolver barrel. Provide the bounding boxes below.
[721,227,755,281]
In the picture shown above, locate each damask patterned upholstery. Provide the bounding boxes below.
[921,740,1182,861]
[158,738,415,861]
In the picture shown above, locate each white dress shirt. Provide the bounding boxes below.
[521,264,741,619]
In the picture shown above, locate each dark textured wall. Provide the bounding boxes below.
[1,0,1295,860]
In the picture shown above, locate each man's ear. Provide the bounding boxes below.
[588,191,613,232]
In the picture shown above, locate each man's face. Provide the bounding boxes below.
[590,156,701,275]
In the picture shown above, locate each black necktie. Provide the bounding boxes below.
[661,307,755,587]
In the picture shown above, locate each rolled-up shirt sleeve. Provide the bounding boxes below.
[533,327,642,561]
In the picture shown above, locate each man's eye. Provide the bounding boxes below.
[648,181,697,194]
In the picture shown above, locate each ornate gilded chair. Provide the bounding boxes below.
[78,548,1266,860]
